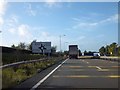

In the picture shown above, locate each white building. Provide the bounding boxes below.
[32,41,51,54]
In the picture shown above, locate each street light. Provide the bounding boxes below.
[59,35,66,52]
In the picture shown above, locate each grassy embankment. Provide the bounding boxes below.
[2,56,65,89]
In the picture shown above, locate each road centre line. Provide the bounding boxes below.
[30,59,68,90]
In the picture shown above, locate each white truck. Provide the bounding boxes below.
[69,45,79,59]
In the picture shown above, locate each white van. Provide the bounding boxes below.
[93,53,100,59]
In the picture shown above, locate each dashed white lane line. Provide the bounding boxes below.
[82,60,85,62]
[30,59,68,90]
[81,60,88,63]
[86,62,89,64]
[96,66,102,70]
[82,60,89,64]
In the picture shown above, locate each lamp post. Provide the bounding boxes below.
[59,35,66,52]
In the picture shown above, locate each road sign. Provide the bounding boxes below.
[32,41,51,54]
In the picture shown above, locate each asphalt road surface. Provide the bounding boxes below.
[15,58,119,90]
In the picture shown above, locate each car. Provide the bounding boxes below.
[92,53,100,59]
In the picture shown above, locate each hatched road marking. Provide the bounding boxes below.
[53,75,120,78]
[58,69,117,72]
[62,66,82,68]
[62,65,119,69]
[96,66,102,70]
[58,69,84,71]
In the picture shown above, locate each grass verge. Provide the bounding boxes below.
[2,57,65,89]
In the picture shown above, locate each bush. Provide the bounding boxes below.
[2,68,16,88]
[15,69,28,83]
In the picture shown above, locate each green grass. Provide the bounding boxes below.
[2,57,65,89]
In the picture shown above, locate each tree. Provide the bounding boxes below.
[78,49,82,56]
[105,45,110,56]
[27,43,32,50]
[99,42,119,56]
[11,44,16,48]
[118,46,120,56]
[84,50,87,56]
[51,46,57,55]
[109,42,117,56]
[99,46,105,56]
[17,42,26,50]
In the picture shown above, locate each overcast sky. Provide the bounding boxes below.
[0,1,118,52]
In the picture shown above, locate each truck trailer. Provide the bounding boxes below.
[69,45,79,59]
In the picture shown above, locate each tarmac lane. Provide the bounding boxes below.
[34,59,119,89]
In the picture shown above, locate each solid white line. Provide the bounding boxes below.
[30,59,68,90]
[96,66,102,70]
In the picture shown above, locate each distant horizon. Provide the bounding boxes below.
[0,2,118,52]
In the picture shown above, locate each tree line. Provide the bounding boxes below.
[11,42,32,50]
[99,42,120,56]
[11,42,120,56]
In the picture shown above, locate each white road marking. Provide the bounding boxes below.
[30,59,68,90]
[53,75,120,78]
[81,60,89,64]
[86,62,89,64]
[96,66,102,70]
